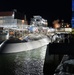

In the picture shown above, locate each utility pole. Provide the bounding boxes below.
[24,15,28,25]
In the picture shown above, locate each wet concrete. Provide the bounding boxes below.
[43,35,74,75]
[43,44,63,75]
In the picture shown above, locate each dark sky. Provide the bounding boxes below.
[0,0,72,26]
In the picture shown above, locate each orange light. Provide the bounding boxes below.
[66,24,69,28]
[22,20,24,24]
[53,23,60,28]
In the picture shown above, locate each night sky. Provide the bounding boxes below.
[0,0,72,26]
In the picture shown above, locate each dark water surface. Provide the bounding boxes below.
[0,46,47,75]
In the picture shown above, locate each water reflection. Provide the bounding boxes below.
[0,46,47,75]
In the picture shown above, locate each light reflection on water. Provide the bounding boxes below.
[0,46,47,75]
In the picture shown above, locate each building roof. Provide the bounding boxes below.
[0,11,14,16]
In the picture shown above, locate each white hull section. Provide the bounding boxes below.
[1,37,51,53]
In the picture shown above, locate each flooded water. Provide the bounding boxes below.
[0,46,47,75]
